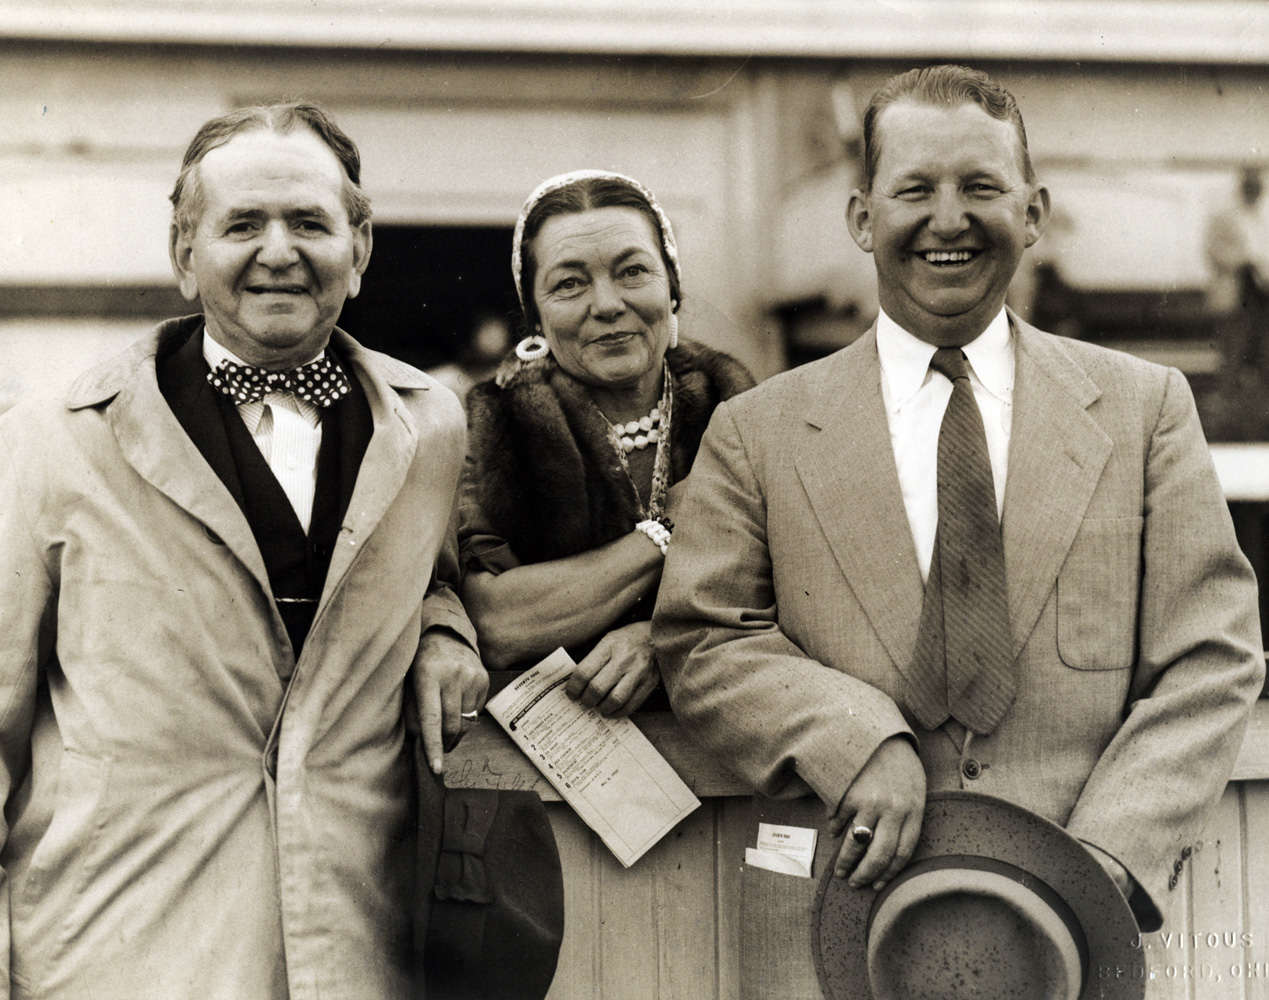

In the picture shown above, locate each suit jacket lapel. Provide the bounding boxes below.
[1002,316,1113,660]
[794,330,926,678]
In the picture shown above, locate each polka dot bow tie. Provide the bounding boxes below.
[207,356,352,408]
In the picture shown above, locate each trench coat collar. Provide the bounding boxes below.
[64,315,433,625]
[318,327,433,608]
[793,310,1111,676]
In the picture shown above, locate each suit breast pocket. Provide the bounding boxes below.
[1056,516,1143,670]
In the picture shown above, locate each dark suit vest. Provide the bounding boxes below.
[156,325,372,668]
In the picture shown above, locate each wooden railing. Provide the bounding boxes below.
[446,696,1269,999]
[448,699,1269,798]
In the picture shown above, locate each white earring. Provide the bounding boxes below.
[668,314,679,350]
[515,335,550,362]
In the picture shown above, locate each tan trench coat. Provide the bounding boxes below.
[0,317,474,999]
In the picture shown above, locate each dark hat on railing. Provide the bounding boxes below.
[414,740,565,1000]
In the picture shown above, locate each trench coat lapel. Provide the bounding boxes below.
[794,330,926,678]
[319,331,432,607]
[67,324,273,596]
[1001,315,1112,660]
[67,321,438,620]
[156,326,247,510]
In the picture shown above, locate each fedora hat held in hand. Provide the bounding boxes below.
[814,791,1144,1000]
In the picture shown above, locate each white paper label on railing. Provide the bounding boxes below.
[745,822,817,877]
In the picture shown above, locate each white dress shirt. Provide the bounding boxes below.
[203,333,323,533]
[876,307,1014,583]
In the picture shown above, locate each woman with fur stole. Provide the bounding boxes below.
[460,171,754,714]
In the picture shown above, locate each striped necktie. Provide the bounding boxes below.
[906,347,1014,735]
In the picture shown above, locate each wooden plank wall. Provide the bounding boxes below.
[448,703,1269,1000]
[542,798,749,1000]
[1141,782,1269,1000]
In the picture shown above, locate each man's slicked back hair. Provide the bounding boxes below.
[862,64,1035,192]
[169,101,371,235]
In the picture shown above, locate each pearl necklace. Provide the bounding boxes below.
[603,359,673,522]
[610,408,662,453]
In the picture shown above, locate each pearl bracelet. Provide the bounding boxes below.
[635,518,672,556]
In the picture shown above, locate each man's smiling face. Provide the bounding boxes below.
[170,127,371,368]
[847,99,1049,347]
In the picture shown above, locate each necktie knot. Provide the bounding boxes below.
[208,355,351,408]
[930,347,969,382]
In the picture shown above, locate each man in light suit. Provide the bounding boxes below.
[653,65,1263,931]
[0,103,485,998]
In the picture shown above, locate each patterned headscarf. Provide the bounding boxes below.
[511,169,682,310]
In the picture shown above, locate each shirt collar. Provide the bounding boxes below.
[201,330,326,375]
[202,330,325,430]
[876,306,1013,410]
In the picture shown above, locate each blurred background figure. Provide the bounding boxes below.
[426,311,514,405]
[1202,167,1269,439]
[1206,167,1269,323]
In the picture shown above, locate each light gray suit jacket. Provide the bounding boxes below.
[653,315,1263,926]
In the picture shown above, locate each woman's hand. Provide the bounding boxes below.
[565,620,660,716]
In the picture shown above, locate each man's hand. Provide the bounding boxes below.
[827,736,926,890]
[566,620,660,716]
[413,629,488,775]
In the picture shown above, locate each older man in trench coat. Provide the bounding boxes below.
[0,102,485,998]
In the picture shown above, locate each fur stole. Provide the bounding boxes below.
[465,339,755,566]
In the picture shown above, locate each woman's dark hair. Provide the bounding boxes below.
[518,177,681,332]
